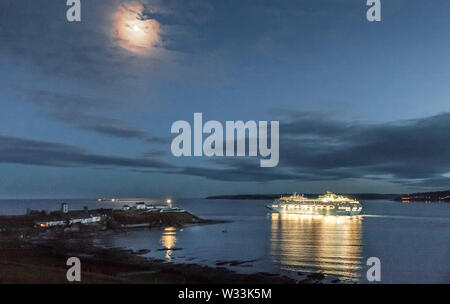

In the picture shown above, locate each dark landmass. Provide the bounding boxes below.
[206,193,402,201]
[0,208,209,234]
[0,207,326,284]
[395,190,450,202]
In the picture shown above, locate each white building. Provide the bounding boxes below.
[37,216,103,228]
[69,216,102,225]
[37,220,66,228]
[135,202,147,210]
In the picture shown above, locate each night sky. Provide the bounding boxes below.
[1,0,450,198]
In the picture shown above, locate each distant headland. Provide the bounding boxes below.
[206,193,400,200]
[206,190,450,202]
[396,190,450,202]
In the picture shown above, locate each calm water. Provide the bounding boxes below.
[1,198,449,283]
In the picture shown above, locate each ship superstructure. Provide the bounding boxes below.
[266,192,362,216]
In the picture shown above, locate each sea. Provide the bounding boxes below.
[0,198,449,283]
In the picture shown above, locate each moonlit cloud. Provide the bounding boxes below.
[113,2,161,54]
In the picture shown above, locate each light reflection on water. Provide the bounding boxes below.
[270,213,363,280]
[161,227,177,260]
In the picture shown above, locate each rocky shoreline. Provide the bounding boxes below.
[0,209,332,284]
[0,230,331,284]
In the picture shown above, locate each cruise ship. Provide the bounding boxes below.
[266,192,362,216]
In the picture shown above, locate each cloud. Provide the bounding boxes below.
[0,0,175,84]
[280,112,450,173]
[113,1,161,54]
[9,87,170,144]
[142,149,167,157]
[277,111,450,187]
[0,135,173,169]
[52,111,170,144]
[1,111,449,190]
[142,111,450,188]
[177,159,301,182]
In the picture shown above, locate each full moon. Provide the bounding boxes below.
[113,2,160,54]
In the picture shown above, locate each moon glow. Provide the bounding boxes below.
[113,2,160,54]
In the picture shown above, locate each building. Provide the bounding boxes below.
[36,215,104,228]
[69,216,102,225]
[135,202,147,210]
[37,220,66,228]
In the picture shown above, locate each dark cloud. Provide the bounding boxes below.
[1,111,449,189]
[148,112,450,187]
[177,159,300,182]
[277,111,450,187]
[396,176,450,189]
[52,111,170,144]
[10,87,170,144]
[0,135,173,169]
[280,110,357,138]
[280,112,450,176]
[142,149,168,157]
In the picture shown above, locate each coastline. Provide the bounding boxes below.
[0,209,331,284]
[0,229,331,284]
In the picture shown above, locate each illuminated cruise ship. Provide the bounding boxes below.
[266,192,362,216]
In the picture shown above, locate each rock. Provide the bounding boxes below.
[307,272,325,281]
[133,249,150,255]
[156,247,183,251]
[216,259,258,266]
